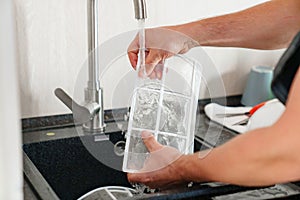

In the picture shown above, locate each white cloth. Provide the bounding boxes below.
[246,99,285,131]
[204,103,252,133]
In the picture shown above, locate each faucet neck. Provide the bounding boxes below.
[87,0,100,91]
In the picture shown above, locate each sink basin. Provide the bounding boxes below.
[23,129,206,200]
[23,125,209,199]
[23,131,132,200]
[23,118,300,200]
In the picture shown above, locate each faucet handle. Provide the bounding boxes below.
[55,88,95,124]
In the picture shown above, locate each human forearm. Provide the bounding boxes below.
[179,125,300,186]
[128,120,300,188]
[170,0,300,50]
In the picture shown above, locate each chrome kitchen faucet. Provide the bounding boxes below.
[55,0,147,133]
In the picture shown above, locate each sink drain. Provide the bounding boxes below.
[114,141,126,156]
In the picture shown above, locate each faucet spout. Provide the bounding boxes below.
[133,0,147,20]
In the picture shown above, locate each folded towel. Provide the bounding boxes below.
[204,103,252,133]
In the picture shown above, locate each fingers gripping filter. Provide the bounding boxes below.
[122,54,202,173]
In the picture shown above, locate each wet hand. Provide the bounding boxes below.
[127,27,198,79]
[127,131,187,189]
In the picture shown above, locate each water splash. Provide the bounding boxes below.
[131,183,156,194]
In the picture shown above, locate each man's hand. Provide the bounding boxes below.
[127,27,198,79]
[127,131,188,189]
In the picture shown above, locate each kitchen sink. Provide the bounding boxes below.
[23,114,300,200]
[23,131,132,200]
[23,127,206,200]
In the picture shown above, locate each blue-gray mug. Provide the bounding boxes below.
[241,65,274,106]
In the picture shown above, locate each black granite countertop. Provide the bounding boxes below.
[22,96,300,200]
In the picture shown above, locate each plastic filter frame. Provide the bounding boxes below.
[122,54,202,173]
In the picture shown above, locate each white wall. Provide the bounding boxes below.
[15,0,284,118]
[0,0,23,199]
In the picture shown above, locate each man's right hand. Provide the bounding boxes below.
[127,27,198,78]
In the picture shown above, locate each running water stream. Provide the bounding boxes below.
[131,19,151,194]
[137,19,147,77]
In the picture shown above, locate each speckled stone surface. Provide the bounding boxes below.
[22,96,300,200]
